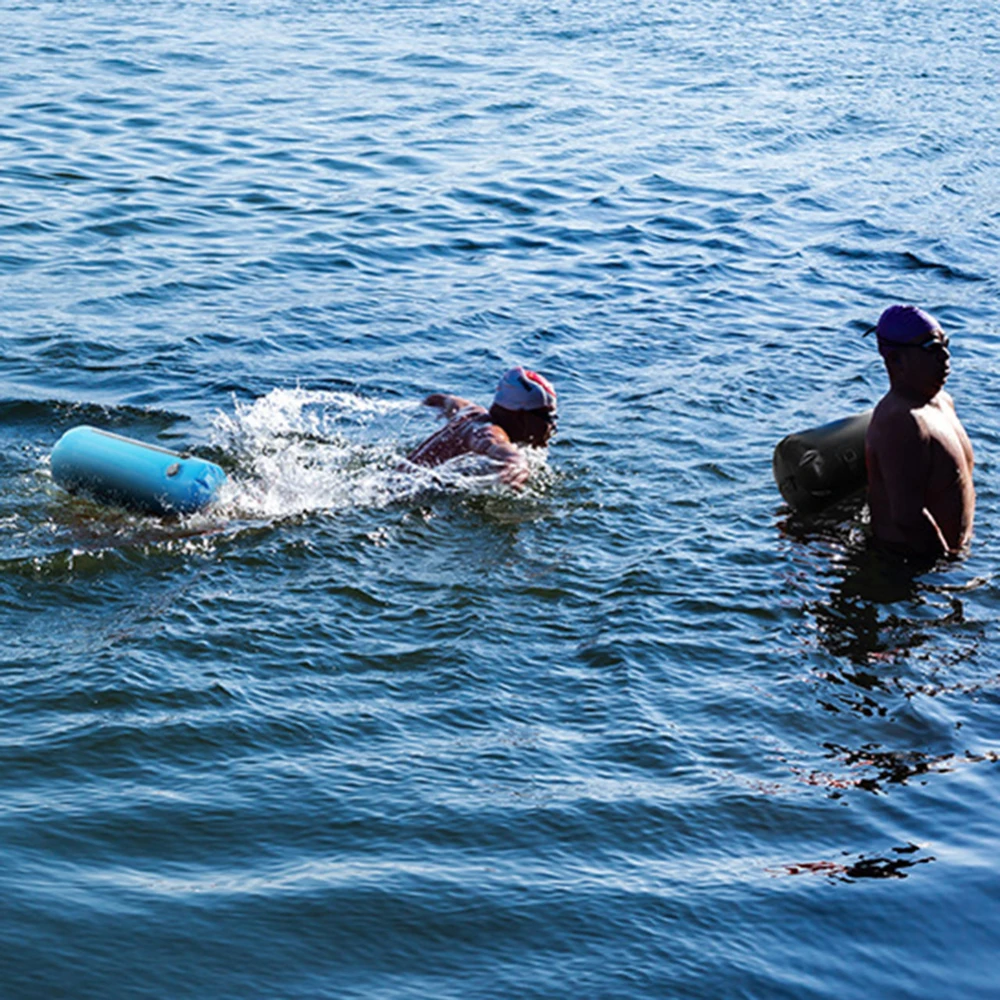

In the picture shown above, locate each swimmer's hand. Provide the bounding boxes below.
[496,451,530,490]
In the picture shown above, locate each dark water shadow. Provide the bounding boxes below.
[779,494,983,675]
[776,493,993,823]
[770,842,937,882]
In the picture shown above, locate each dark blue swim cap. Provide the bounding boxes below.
[875,304,941,345]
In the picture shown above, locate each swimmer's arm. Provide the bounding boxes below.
[422,393,474,419]
[941,391,976,467]
[870,416,951,557]
[474,426,530,489]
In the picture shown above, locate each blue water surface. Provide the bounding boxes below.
[2,1,1000,997]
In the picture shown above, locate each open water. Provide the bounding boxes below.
[2,1,1000,997]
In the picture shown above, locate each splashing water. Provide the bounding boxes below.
[211,388,550,520]
[10,387,550,575]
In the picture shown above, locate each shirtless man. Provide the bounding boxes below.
[406,366,557,489]
[865,304,975,559]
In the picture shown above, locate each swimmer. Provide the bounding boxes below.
[865,304,975,559]
[406,367,557,489]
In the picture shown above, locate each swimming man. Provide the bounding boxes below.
[865,304,974,559]
[406,367,557,489]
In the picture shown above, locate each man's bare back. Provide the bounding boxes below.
[407,395,530,487]
[865,305,974,559]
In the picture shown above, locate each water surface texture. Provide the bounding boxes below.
[2,1,1000,997]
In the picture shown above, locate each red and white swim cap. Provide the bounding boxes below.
[492,367,557,412]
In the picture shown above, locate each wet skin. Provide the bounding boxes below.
[406,394,555,489]
[865,331,975,558]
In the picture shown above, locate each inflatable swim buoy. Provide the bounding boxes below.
[772,411,871,512]
[51,426,227,516]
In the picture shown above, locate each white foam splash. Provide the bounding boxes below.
[210,387,534,519]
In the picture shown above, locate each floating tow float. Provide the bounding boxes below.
[51,425,227,516]
[772,410,872,512]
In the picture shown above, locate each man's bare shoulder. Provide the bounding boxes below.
[407,403,504,465]
[467,418,516,451]
[869,392,924,443]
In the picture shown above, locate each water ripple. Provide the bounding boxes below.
[3,0,1000,997]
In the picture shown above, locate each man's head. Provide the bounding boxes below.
[489,366,558,448]
[874,304,950,399]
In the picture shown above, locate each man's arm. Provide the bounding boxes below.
[470,423,530,489]
[422,393,474,419]
[868,413,951,557]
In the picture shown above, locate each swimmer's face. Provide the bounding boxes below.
[523,409,557,448]
[894,329,951,395]
[491,403,557,448]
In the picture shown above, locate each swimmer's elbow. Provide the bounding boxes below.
[422,393,448,411]
[423,393,472,418]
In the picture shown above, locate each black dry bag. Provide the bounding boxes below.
[772,410,872,513]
